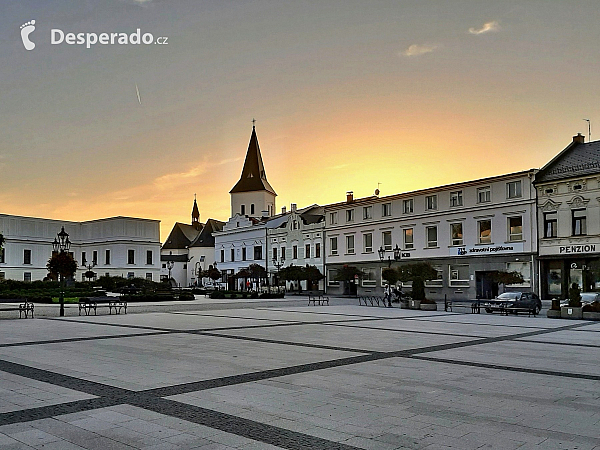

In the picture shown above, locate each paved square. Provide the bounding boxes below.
[0,300,599,449]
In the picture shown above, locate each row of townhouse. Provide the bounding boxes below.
[209,129,600,300]
[0,215,161,282]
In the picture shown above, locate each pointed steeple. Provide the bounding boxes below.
[229,126,277,195]
[191,195,200,229]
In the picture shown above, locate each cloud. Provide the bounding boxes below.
[402,44,438,57]
[469,21,500,35]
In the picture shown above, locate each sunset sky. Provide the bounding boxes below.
[2,1,600,241]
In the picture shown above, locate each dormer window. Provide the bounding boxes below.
[545,188,554,194]
[573,184,582,191]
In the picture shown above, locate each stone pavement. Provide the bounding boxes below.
[0,299,598,449]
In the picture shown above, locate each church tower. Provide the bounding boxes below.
[229,125,277,218]
[191,196,201,230]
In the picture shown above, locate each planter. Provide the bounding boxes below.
[582,311,600,321]
[561,306,583,319]
[546,309,561,319]
[409,299,421,310]
[420,303,437,311]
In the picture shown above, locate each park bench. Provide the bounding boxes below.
[308,294,329,306]
[503,300,538,317]
[0,301,34,318]
[358,296,387,307]
[79,298,127,316]
[444,299,481,313]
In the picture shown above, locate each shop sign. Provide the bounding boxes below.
[454,242,524,256]
[559,244,596,254]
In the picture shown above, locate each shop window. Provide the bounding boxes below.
[449,264,469,286]
[361,268,377,287]
[506,262,530,287]
[425,266,443,287]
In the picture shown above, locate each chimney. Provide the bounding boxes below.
[573,133,585,144]
[346,191,353,203]
[291,203,297,212]
[281,206,286,214]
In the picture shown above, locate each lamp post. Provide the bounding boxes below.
[378,244,401,307]
[166,260,174,285]
[272,253,285,292]
[52,226,72,317]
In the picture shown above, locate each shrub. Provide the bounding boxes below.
[210,290,226,299]
[178,291,195,301]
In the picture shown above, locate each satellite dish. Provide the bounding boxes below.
[375,189,380,196]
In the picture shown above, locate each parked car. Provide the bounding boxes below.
[483,292,542,314]
[560,292,600,308]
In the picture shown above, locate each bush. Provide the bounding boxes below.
[210,290,226,299]
[178,291,195,301]
[250,292,259,299]
[259,292,285,299]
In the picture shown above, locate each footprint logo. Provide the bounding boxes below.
[20,20,36,51]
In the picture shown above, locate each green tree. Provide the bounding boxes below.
[333,265,362,283]
[203,266,221,284]
[490,270,524,286]
[381,267,399,285]
[46,252,78,280]
[398,263,438,301]
[279,264,305,292]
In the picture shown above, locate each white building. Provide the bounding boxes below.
[534,133,600,299]
[0,214,161,282]
[324,170,538,300]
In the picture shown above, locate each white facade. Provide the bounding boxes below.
[0,214,161,282]
[231,191,275,220]
[324,171,538,299]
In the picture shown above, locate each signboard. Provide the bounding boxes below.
[539,240,599,257]
[453,242,524,256]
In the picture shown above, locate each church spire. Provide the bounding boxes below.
[191,195,200,229]
[229,126,277,195]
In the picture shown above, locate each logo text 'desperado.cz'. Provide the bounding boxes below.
[51,29,168,49]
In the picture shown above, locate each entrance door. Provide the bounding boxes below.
[476,271,498,299]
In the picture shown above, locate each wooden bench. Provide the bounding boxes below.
[445,299,480,313]
[79,298,127,316]
[358,296,387,307]
[308,294,329,306]
[0,302,34,318]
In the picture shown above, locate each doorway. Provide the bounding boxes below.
[476,271,498,299]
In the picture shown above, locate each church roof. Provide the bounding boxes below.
[191,198,200,220]
[535,136,600,183]
[162,222,203,250]
[229,127,277,195]
[189,218,225,248]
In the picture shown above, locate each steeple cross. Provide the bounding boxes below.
[252,118,256,128]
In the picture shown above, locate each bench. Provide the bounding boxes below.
[79,298,127,316]
[503,301,538,317]
[358,296,387,307]
[308,294,329,306]
[445,299,480,313]
[0,302,34,318]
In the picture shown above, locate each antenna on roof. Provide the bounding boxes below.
[583,119,591,142]
[375,182,381,196]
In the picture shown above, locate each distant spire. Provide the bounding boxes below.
[229,126,277,195]
[191,196,200,228]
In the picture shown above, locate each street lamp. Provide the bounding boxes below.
[84,260,97,282]
[166,260,174,285]
[52,226,72,317]
[272,253,285,292]
[378,244,401,307]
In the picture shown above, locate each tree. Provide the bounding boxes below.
[304,265,324,288]
[203,266,221,284]
[381,267,399,285]
[398,263,438,301]
[46,252,78,280]
[333,265,362,282]
[490,270,524,286]
[279,264,305,292]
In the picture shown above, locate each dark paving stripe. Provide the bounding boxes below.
[515,339,600,349]
[411,355,600,381]
[131,397,361,450]
[323,322,488,339]
[0,331,169,348]
[0,397,119,425]
[172,311,301,323]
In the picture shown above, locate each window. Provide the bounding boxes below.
[0,272,5,280]
[240,204,246,215]
[382,231,392,251]
[508,217,523,241]
[24,272,31,282]
[146,250,152,265]
[305,244,310,259]
[507,181,522,199]
[478,220,492,244]
[450,223,463,246]
[162,263,166,269]
[346,235,355,254]
[272,247,277,261]
[329,212,338,225]
[382,203,391,217]
[403,199,413,214]
[281,247,286,261]
[254,245,262,260]
[105,250,110,265]
[82,251,87,266]
[363,233,373,253]
[425,265,443,287]
[363,206,372,220]
[330,237,338,255]
[346,209,354,222]
[127,272,134,279]
[544,212,557,238]
[24,249,31,265]
[477,186,491,203]
[449,264,469,286]
[146,273,153,281]
[403,228,414,249]
[506,262,531,287]
[361,268,377,287]
[450,191,463,207]
[230,249,235,262]
[250,204,255,215]
[572,209,587,236]
[0,248,4,264]
[328,269,339,286]
[220,249,225,263]
[128,250,135,264]
[293,245,298,259]
[242,247,247,261]
[93,251,98,265]
[426,226,438,248]
[425,195,437,210]
[315,243,321,258]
